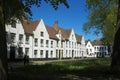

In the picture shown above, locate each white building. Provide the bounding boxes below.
[6,19,87,60]
[86,39,112,58]
[86,41,96,57]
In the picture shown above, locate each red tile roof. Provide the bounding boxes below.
[46,26,58,39]
[21,20,40,34]
[75,34,82,43]
[21,20,83,43]
[92,38,104,45]
[59,28,72,40]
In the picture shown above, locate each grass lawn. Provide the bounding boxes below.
[8,58,120,80]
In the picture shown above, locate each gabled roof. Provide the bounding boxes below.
[75,34,82,43]
[21,20,83,43]
[46,25,58,39]
[21,20,40,34]
[53,21,72,40]
[59,28,72,40]
[92,38,104,45]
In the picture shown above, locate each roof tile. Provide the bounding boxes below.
[21,20,40,34]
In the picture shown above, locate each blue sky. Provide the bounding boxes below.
[31,0,102,41]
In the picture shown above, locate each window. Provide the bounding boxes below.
[105,47,106,50]
[34,50,37,57]
[69,41,71,48]
[19,34,23,44]
[41,32,44,37]
[18,47,23,57]
[86,49,88,54]
[102,47,104,51]
[25,48,29,55]
[66,50,67,56]
[56,41,59,47]
[11,33,16,43]
[40,50,43,57]
[90,49,92,52]
[25,35,29,44]
[46,40,49,47]
[88,45,90,47]
[51,51,53,57]
[51,41,53,48]
[11,22,16,28]
[97,47,99,51]
[94,47,96,50]
[40,39,44,47]
[34,38,38,46]
[66,41,68,47]
[61,42,63,48]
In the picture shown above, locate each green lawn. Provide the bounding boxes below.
[8,58,120,80]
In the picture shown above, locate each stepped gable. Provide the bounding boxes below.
[21,20,40,34]
[75,34,82,43]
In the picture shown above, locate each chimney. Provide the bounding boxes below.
[54,21,59,31]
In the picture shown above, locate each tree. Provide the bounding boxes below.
[0,0,69,80]
[83,0,118,45]
[84,0,120,72]
[111,0,120,72]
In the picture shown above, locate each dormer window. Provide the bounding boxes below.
[11,22,16,28]
[41,32,44,37]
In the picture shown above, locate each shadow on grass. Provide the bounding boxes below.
[8,58,120,80]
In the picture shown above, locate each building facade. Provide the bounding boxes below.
[86,41,96,57]
[6,19,87,60]
[86,39,112,57]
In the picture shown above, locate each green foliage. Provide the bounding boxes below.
[0,0,69,24]
[83,0,118,45]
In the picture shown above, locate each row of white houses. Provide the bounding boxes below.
[6,19,86,60]
[6,19,112,60]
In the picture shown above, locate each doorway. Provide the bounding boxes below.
[10,46,16,61]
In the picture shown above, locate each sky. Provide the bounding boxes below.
[31,0,102,41]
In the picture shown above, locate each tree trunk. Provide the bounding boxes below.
[111,0,120,71]
[0,21,8,80]
[0,0,8,80]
